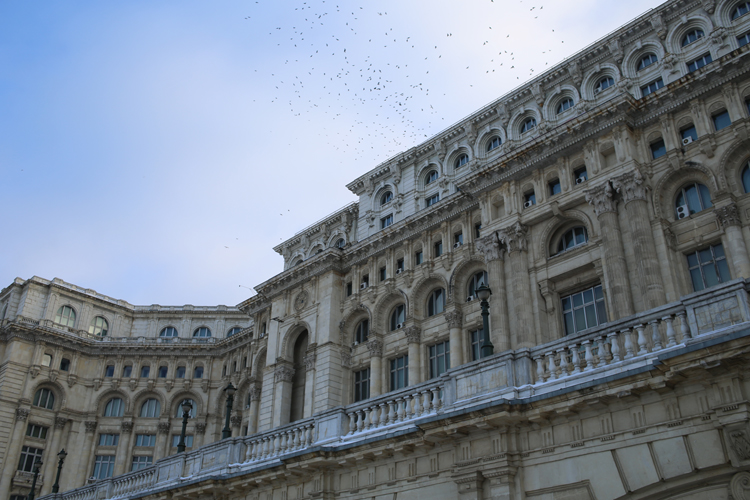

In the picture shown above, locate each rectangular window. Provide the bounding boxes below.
[524,192,536,208]
[713,110,732,131]
[98,433,120,446]
[548,179,561,196]
[415,250,423,265]
[390,355,409,391]
[434,240,443,257]
[379,267,387,281]
[346,282,353,296]
[140,366,150,378]
[429,341,451,379]
[687,53,712,72]
[93,455,116,479]
[641,78,664,97]
[354,368,370,402]
[171,435,194,447]
[60,358,70,371]
[158,366,168,378]
[469,329,486,361]
[26,424,48,440]
[687,243,731,291]
[361,275,369,288]
[426,193,440,208]
[193,366,204,379]
[680,125,698,143]
[18,446,44,472]
[122,365,132,378]
[454,233,463,246]
[135,434,156,447]
[574,167,588,184]
[131,456,153,471]
[650,139,666,159]
[176,366,186,378]
[396,258,404,272]
[105,365,115,377]
[474,223,481,238]
[381,214,393,229]
[561,285,608,335]
[739,32,750,47]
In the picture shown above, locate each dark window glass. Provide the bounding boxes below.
[549,179,561,196]
[474,223,482,238]
[467,271,489,300]
[354,368,370,402]
[574,167,588,184]
[427,289,445,317]
[105,365,115,377]
[140,366,150,378]
[524,192,536,207]
[18,446,44,472]
[158,366,168,378]
[434,240,443,257]
[131,456,152,471]
[637,53,658,70]
[556,98,575,114]
[713,111,731,131]
[682,29,705,47]
[176,366,186,378]
[742,163,750,193]
[687,53,712,72]
[380,191,393,205]
[455,153,470,167]
[390,305,405,331]
[429,341,450,378]
[687,244,731,291]
[426,194,440,207]
[33,388,54,410]
[675,182,712,218]
[733,2,750,19]
[521,117,537,133]
[60,358,71,371]
[738,32,750,47]
[346,282,353,296]
[469,329,486,361]
[26,424,48,440]
[104,398,124,417]
[415,250,423,265]
[680,125,698,142]
[160,327,178,338]
[486,137,502,152]
[650,139,666,159]
[99,433,120,446]
[561,285,607,335]
[355,320,369,344]
[641,78,664,97]
[390,355,409,391]
[397,258,404,272]
[123,365,132,378]
[193,366,204,379]
[425,170,438,185]
[93,456,115,479]
[596,76,614,93]
[379,267,387,281]
[556,227,589,255]
[381,214,393,229]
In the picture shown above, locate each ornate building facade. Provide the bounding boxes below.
[5,0,750,498]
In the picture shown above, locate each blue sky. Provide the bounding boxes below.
[1,0,661,306]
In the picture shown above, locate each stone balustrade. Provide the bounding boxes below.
[110,468,156,497]
[242,420,315,463]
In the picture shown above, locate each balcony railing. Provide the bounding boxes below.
[39,279,750,500]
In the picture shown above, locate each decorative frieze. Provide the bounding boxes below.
[275,364,295,383]
[84,421,98,434]
[121,421,133,434]
[157,422,171,434]
[230,415,243,427]
[195,423,207,434]
[55,417,68,429]
[716,204,742,228]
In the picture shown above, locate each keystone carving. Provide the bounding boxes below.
[195,423,207,434]
[84,421,98,434]
[444,310,463,328]
[611,171,648,204]
[121,421,134,434]
[404,326,421,344]
[340,349,352,367]
[585,183,618,216]
[475,233,505,262]
[366,339,383,357]
[15,408,29,421]
[274,364,295,383]
[716,204,742,227]
[498,222,529,254]
[608,38,624,63]
[567,61,583,86]
[701,0,716,13]
[710,26,726,46]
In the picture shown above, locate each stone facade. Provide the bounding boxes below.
[4,0,750,498]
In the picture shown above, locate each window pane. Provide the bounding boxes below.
[717,258,731,282]
[574,309,586,332]
[572,293,583,308]
[582,289,593,304]
[585,304,597,328]
[699,248,713,264]
[690,268,705,291]
[685,185,702,213]
[596,301,608,324]
[687,253,699,268]
[702,263,719,287]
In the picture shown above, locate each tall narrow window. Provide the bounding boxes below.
[105,365,115,377]
[467,271,489,300]
[54,306,76,328]
[390,355,409,391]
[390,304,405,331]
[434,240,443,257]
[524,191,536,208]
[427,289,445,317]
[680,125,698,143]
[140,399,161,418]
[176,366,186,378]
[470,329,486,361]
[122,365,132,378]
[104,398,124,417]
[93,456,116,479]
[140,366,150,378]
[713,110,731,131]
[429,341,450,378]
[158,366,168,378]
[650,139,666,159]
[675,182,712,218]
[415,250,424,265]
[89,316,109,336]
[742,163,750,193]
[561,285,607,335]
[687,244,730,291]
[381,214,393,229]
[33,388,54,410]
[193,366,204,378]
[354,368,370,402]
[487,137,502,152]
[548,179,561,196]
[379,266,387,281]
[574,166,588,184]
[354,319,369,344]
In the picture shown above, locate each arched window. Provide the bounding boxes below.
[140,398,161,418]
[380,191,393,205]
[336,238,346,248]
[226,327,243,337]
[521,117,537,133]
[390,304,405,331]
[33,388,54,410]
[354,319,369,344]
[193,366,204,378]
[175,399,195,418]
[295,259,303,266]
[89,316,109,336]
[733,2,750,20]
[54,306,76,328]
[193,327,211,338]
[637,53,658,70]
[675,182,712,218]
[427,289,445,317]
[556,98,575,114]
[455,153,470,168]
[595,76,615,93]
[556,227,589,254]
[425,170,438,185]
[682,29,705,47]
[467,271,489,300]
[104,398,124,417]
[486,137,502,152]
[160,327,178,338]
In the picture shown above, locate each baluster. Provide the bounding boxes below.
[432,386,442,410]
[305,424,314,446]
[348,412,357,435]
[608,332,621,362]
[385,400,395,424]
[677,310,692,341]
[663,315,677,347]
[570,344,582,373]
[534,356,545,384]
[556,348,569,377]
[279,432,288,453]
[273,434,281,457]
[595,336,608,365]
[650,319,663,350]
[636,324,648,355]
[412,393,422,417]
[582,340,595,371]
[398,397,408,421]
[421,390,431,415]
[364,407,373,430]
[258,437,265,459]
[263,436,271,458]
[357,410,366,432]
[377,403,387,426]
[622,328,634,359]
[244,440,252,461]
[404,395,415,419]
[370,406,379,428]
[546,351,557,380]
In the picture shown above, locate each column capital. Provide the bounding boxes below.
[15,408,29,421]
[444,310,463,328]
[303,352,317,372]
[195,423,207,434]
[366,339,383,357]
[585,183,618,216]
[404,326,422,344]
[157,422,171,434]
[715,203,742,228]
[84,421,98,434]
[475,233,505,262]
[55,417,69,430]
[274,362,295,383]
[612,170,648,204]
[249,386,262,402]
[121,421,133,434]
[498,222,529,254]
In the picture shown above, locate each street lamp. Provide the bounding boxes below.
[221,383,236,439]
[27,458,43,500]
[177,400,193,453]
[51,448,68,493]
[476,282,495,357]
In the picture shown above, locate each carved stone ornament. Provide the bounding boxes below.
[650,12,667,39]
[444,310,463,328]
[274,364,295,383]
[716,204,742,228]
[230,415,243,427]
[55,417,69,429]
[294,291,308,311]
[475,233,505,262]
[366,339,383,357]
[585,182,618,216]
[661,53,678,73]
[84,421,98,434]
[303,353,317,372]
[121,421,134,434]
[498,222,529,254]
[15,408,29,421]
[611,170,648,205]
[249,385,262,402]
[710,26,726,46]
[195,423,207,434]
[338,319,346,333]
[404,326,421,344]
[730,430,750,460]
[731,471,750,500]
[567,61,583,86]
[701,0,716,13]
[608,38,624,63]
[157,422,171,434]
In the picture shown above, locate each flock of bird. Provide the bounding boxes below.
[242,0,561,167]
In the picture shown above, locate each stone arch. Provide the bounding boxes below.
[543,85,580,121]
[447,144,472,174]
[306,244,325,258]
[666,12,714,54]
[339,303,372,346]
[621,41,665,79]
[581,63,622,101]
[252,347,267,378]
[653,161,720,220]
[287,252,305,270]
[30,379,67,411]
[373,290,409,333]
[410,274,450,319]
[94,389,130,416]
[373,184,397,212]
[167,389,203,418]
[279,321,313,362]
[327,231,347,248]
[477,127,507,158]
[132,389,166,418]
[449,258,488,303]
[417,162,442,191]
[538,209,596,259]
[509,106,543,140]
[718,138,750,194]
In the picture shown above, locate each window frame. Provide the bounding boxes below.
[686,243,731,292]
[354,319,369,344]
[193,327,212,338]
[682,29,705,47]
[426,288,446,317]
[650,138,667,159]
[380,191,393,206]
[89,316,109,336]
[425,170,438,185]
[381,214,394,229]
[486,137,502,152]
[140,398,161,418]
[104,398,124,417]
[425,193,440,208]
[555,226,589,255]
[675,182,712,217]
[641,78,664,97]
[556,97,575,115]
[428,340,450,379]
[637,53,658,71]
[160,326,178,338]
[354,367,370,402]
[687,52,712,72]
[595,76,615,93]
[389,355,409,391]
[131,456,153,472]
[390,304,405,331]
[93,455,116,479]
[54,305,76,328]
[33,388,54,410]
[733,2,750,20]
[521,117,537,134]
[561,284,608,335]
[713,110,732,131]
[18,445,44,472]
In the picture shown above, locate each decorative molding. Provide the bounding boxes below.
[274,364,295,383]
[84,421,98,433]
[731,471,750,500]
[15,408,29,421]
[475,233,505,262]
[612,171,648,205]
[730,429,750,460]
[195,423,207,434]
[716,204,742,228]
[303,353,317,372]
[157,422,171,434]
[294,291,309,312]
[444,310,463,328]
[121,421,134,434]
[585,183,618,216]
[55,417,69,429]
[404,326,421,344]
[230,415,243,427]
[366,340,383,358]
[249,386,262,402]
[498,222,529,254]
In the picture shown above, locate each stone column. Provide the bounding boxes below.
[0,409,31,491]
[444,310,463,368]
[716,204,750,278]
[498,223,535,348]
[153,421,170,462]
[194,423,207,448]
[475,233,510,351]
[114,421,134,475]
[612,171,666,310]
[272,361,295,428]
[80,421,98,483]
[585,183,634,319]
[40,417,68,495]
[302,349,317,419]
[366,339,383,397]
[247,382,262,435]
[405,326,421,386]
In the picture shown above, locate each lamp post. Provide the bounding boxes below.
[27,458,43,500]
[177,400,193,453]
[221,383,236,439]
[51,448,68,493]
[476,282,495,357]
